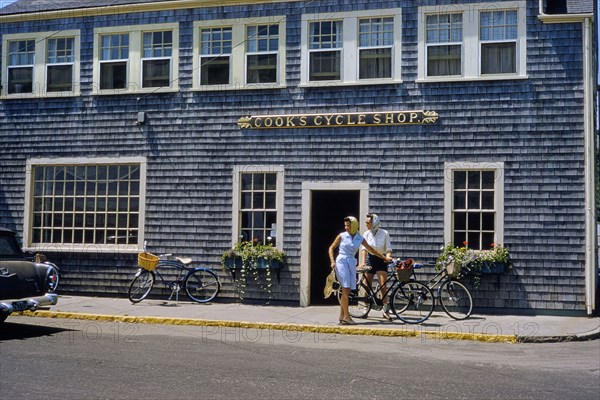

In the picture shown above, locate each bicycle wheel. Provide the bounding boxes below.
[184,268,221,303]
[390,281,434,324]
[439,279,473,320]
[128,269,155,303]
[337,281,372,318]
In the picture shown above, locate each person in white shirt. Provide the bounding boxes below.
[360,213,394,321]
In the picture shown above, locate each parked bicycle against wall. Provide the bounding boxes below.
[337,258,434,324]
[128,242,221,304]
[412,256,474,320]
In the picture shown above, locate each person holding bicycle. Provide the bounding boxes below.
[360,213,394,321]
[329,216,391,325]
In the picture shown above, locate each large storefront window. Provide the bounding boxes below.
[25,158,146,251]
[232,166,284,248]
[444,162,504,250]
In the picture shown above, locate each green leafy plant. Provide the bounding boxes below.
[221,241,285,301]
[437,242,511,288]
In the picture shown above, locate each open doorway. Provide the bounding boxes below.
[309,190,360,305]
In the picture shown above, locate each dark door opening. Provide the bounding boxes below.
[310,190,360,305]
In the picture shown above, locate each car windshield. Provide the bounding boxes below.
[0,235,22,258]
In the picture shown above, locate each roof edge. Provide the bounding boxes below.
[0,0,296,22]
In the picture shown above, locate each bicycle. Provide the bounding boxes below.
[128,243,221,304]
[412,256,473,320]
[337,258,434,324]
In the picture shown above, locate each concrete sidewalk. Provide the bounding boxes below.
[19,295,600,343]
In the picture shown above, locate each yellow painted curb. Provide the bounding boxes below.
[20,310,518,343]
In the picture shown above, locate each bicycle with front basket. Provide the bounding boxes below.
[412,256,473,320]
[128,243,221,304]
[337,258,434,324]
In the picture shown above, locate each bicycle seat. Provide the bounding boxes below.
[176,257,193,265]
[356,265,372,273]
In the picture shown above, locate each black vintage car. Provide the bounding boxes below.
[0,228,58,323]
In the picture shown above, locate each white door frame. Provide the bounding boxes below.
[300,181,370,307]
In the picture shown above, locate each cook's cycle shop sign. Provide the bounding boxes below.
[237,110,439,129]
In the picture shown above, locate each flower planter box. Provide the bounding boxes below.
[223,257,282,270]
[481,261,506,274]
[223,257,282,281]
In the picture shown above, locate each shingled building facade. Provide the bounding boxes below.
[0,0,597,314]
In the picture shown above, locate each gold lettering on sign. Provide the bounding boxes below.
[236,111,439,129]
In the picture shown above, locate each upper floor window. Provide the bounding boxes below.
[24,158,147,252]
[426,13,462,77]
[480,10,517,75]
[200,27,232,85]
[308,20,342,81]
[358,17,394,79]
[418,2,526,82]
[142,30,173,88]
[193,17,286,90]
[444,162,504,250]
[246,24,279,84]
[301,9,402,86]
[99,33,129,90]
[46,38,75,92]
[93,23,179,95]
[1,30,80,98]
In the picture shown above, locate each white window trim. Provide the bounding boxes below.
[417,1,527,83]
[192,17,286,91]
[23,157,147,253]
[300,8,402,87]
[1,30,81,98]
[92,23,179,95]
[443,162,505,247]
[231,165,285,249]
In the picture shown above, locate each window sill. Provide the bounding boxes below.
[298,79,402,88]
[23,244,141,253]
[1,91,80,99]
[416,74,528,83]
[192,83,286,91]
[92,87,179,96]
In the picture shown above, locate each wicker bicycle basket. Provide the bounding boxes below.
[446,261,461,278]
[138,252,159,271]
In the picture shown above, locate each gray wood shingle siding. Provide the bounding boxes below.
[0,0,595,312]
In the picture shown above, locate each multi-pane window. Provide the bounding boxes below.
[28,162,144,248]
[239,172,278,245]
[142,30,172,88]
[200,27,232,85]
[301,9,401,85]
[93,24,178,94]
[2,30,80,97]
[246,25,279,84]
[100,33,129,90]
[480,10,518,75]
[308,20,342,81]
[192,17,285,90]
[46,38,75,92]
[358,17,394,79]
[426,13,462,77]
[452,170,496,250]
[7,39,34,94]
[418,2,525,81]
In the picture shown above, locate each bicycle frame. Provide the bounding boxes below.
[352,269,401,306]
